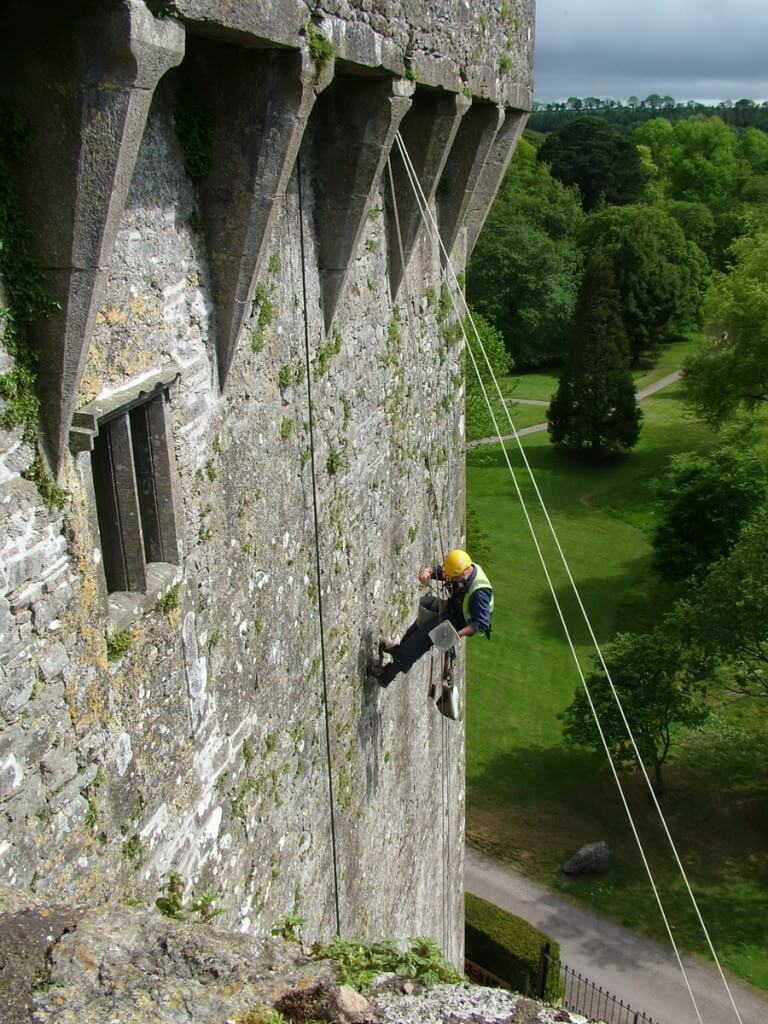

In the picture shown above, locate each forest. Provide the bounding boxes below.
[464,108,768,987]
[529,95,768,132]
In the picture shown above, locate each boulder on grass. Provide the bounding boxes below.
[562,840,610,875]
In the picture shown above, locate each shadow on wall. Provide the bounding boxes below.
[356,627,384,799]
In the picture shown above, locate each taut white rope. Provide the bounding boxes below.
[394,129,745,1024]
[386,155,452,958]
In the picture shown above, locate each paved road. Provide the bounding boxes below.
[635,369,683,400]
[467,369,684,449]
[465,846,768,1024]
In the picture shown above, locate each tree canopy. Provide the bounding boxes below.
[671,504,768,699]
[579,204,709,361]
[547,258,642,455]
[537,116,648,212]
[464,310,513,442]
[683,232,768,423]
[652,427,768,585]
[530,100,768,134]
[466,137,583,367]
[560,629,708,792]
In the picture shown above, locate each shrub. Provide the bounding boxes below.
[464,892,561,998]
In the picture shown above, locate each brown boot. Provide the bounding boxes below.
[368,659,400,687]
[378,639,399,658]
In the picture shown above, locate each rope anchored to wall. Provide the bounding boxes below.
[297,153,342,937]
[385,152,455,955]
[393,128,746,1024]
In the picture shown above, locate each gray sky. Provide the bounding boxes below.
[534,0,768,104]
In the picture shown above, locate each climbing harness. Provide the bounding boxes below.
[394,129,746,1024]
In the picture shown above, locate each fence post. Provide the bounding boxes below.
[536,942,550,999]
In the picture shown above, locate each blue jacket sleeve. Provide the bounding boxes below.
[468,587,492,634]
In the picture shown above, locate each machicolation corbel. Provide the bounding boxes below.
[0,0,185,472]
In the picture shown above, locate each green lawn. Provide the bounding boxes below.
[508,370,560,404]
[465,365,768,990]
[499,402,549,432]
[470,335,701,443]
[632,334,700,388]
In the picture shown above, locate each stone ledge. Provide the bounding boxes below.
[106,561,180,634]
[0,897,589,1024]
[162,0,534,110]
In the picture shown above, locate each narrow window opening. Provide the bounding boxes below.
[92,417,132,593]
[131,401,163,563]
[89,390,179,596]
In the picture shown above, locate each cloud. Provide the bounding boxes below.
[534,0,768,102]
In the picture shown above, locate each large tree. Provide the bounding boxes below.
[467,136,583,367]
[537,116,648,211]
[667,116,739,204]
[659,200,715,254]
[683,232,768,423]
[671,504,768,699]
[464,310,513,442]
[634,116,768,269]
[547,259,642,455]
[635,116,739,205]
[560,629,708,793]
[652,426,768,585]
[579,204,709,362]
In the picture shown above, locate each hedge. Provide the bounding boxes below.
[465,892,561,997]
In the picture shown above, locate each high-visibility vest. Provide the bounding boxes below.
[462,563,494,627]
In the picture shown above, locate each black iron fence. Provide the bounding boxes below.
[554,961,657,1024]
[465,945,658,1024]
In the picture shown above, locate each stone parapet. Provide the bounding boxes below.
[172,0,534,109]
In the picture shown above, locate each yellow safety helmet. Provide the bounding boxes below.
[443,549,472,578]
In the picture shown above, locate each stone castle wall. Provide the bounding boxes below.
[0,0,532,963]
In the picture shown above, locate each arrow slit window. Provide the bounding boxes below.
[70,371,182,611]
[91,391,179,594]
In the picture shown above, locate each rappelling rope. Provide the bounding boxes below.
[297,154,342,936]
[394,129,745,1024]
[386,155,452,958]
[394,128,710,1022]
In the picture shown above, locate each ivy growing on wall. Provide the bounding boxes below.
[0,98,66,507]
[173,86,214,182]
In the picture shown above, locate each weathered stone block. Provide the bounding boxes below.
[0,751,24,803]
[51,794,90,834]
[0,662,35,722]
[0,903,86,1024]
[49,766,99,815]
[4,781,44,829]
[5,537,68,594]
[37,642,69,682]
[32,597,64,631]
[41,746,79,794]
[10,583,43,615]
[2,437,35,476]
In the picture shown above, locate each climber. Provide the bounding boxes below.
[368,549,493,687]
